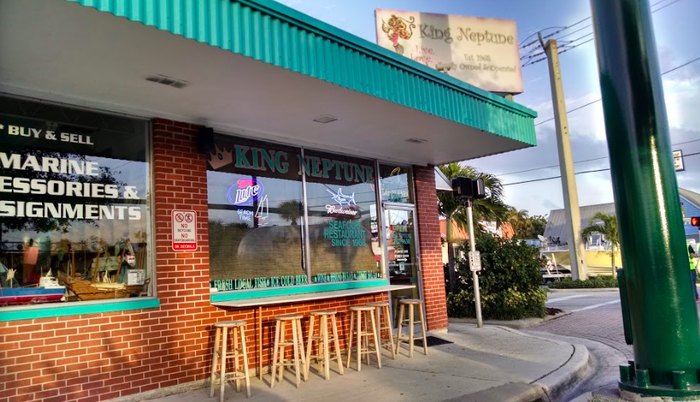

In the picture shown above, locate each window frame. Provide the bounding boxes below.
[0,95,157,321]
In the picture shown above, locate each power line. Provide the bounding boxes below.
[520,0,684,67]
[495,139,700,178]
[534,55,700,127]
[502,151,700,186]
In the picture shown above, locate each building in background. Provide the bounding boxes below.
[542,188,700,277]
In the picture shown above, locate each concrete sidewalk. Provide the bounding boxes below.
[112,322,590,402]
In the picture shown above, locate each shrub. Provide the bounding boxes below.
[447,232,547,320]
[547,276,619,289]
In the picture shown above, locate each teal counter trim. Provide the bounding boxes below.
[210,279,389,302]
[67,0,536,146]
[0,298,160,322]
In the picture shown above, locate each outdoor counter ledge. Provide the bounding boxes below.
[211,284,416,307]
[211,284,415,380]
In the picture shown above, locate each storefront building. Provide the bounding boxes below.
[0,1,536,400]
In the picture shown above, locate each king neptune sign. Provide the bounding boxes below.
[375,9,523,94]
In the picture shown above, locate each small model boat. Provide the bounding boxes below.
[0,269,65,306]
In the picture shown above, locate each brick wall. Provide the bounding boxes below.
[413,166,449,331]
[0,119,391,402]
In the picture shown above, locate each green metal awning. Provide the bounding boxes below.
[0,0,536,165]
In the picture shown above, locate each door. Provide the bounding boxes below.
[384,205,421,304]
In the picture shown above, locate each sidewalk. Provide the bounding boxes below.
[112,322,590,402]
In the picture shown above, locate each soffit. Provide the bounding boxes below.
[0,0,536,165]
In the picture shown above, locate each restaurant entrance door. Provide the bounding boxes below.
[383,204,422,312]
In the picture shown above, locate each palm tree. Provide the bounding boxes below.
[506,207,548,240]
[506,207,529,239]
[580,212,620,276]
[438,163,508,233]
[277,200,303,225]
[438,163,507,292]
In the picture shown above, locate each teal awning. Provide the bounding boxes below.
[0,0,536,165]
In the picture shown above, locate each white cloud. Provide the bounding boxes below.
[664,76,700,131]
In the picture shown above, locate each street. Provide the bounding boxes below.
[532,290,629,401]
[537,290,632,361]
[529,289,700,401]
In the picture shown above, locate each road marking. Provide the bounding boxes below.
[547,295,588,303]
[572,299,620,312]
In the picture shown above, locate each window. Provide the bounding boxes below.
[0,96,152,307]
[207,136,306,291]
[304,151,381,284]
[380,164,413,203]
[206,136,384,293]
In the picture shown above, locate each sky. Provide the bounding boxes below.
[274,0,700,217]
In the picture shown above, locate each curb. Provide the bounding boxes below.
[536,342,592,401]
[547,288,619,293]
[448,311,572,330]
[493,327,593,402]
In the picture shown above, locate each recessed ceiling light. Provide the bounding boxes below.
[145,74,189,89]
[405,138,428,144]
[313,115,338,124]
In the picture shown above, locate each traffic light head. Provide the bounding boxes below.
[691,216,700,227]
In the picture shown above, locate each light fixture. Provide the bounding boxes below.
[145,74,189,89]
[405,137,428,144]
[312,114,338,124]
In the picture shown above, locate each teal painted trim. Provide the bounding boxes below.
[66,0,536,146]
[210,279,389,302]
[0,298,160,322]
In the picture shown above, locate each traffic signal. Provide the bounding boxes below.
[691,216,700,227]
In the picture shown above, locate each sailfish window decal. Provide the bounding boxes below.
[327,188,356,206]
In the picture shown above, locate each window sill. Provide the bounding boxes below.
[211,281,414,307]
[0,297,160,322]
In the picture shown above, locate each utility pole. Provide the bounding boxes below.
[540,35,587,280]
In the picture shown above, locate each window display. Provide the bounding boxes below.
[207,136,305,291]
[0,96,152,306]
[304,151,382,283]
[206,136,383,293]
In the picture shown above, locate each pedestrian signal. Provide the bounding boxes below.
[691,216,700,227]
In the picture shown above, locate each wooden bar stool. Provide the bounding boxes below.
[395,299,428,357]
[270,313,306,388]
[346,305,382,371]
[366,301,396,359]
[305,310,344,380]
[209,320,251,401]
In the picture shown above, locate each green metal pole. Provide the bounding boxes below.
[590,0,700,397]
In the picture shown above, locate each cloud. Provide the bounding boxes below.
[664,76,700,131]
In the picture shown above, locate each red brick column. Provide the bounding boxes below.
[413,165,448,330]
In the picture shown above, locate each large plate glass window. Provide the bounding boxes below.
[304,151,382,284]
[207,136,305,291]
[0,96,152,307]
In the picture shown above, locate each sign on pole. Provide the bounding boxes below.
[172,209,197,251]
[673,150,684,172]
[468,250,482,272]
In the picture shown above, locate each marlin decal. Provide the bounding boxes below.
[326,188,356,206]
